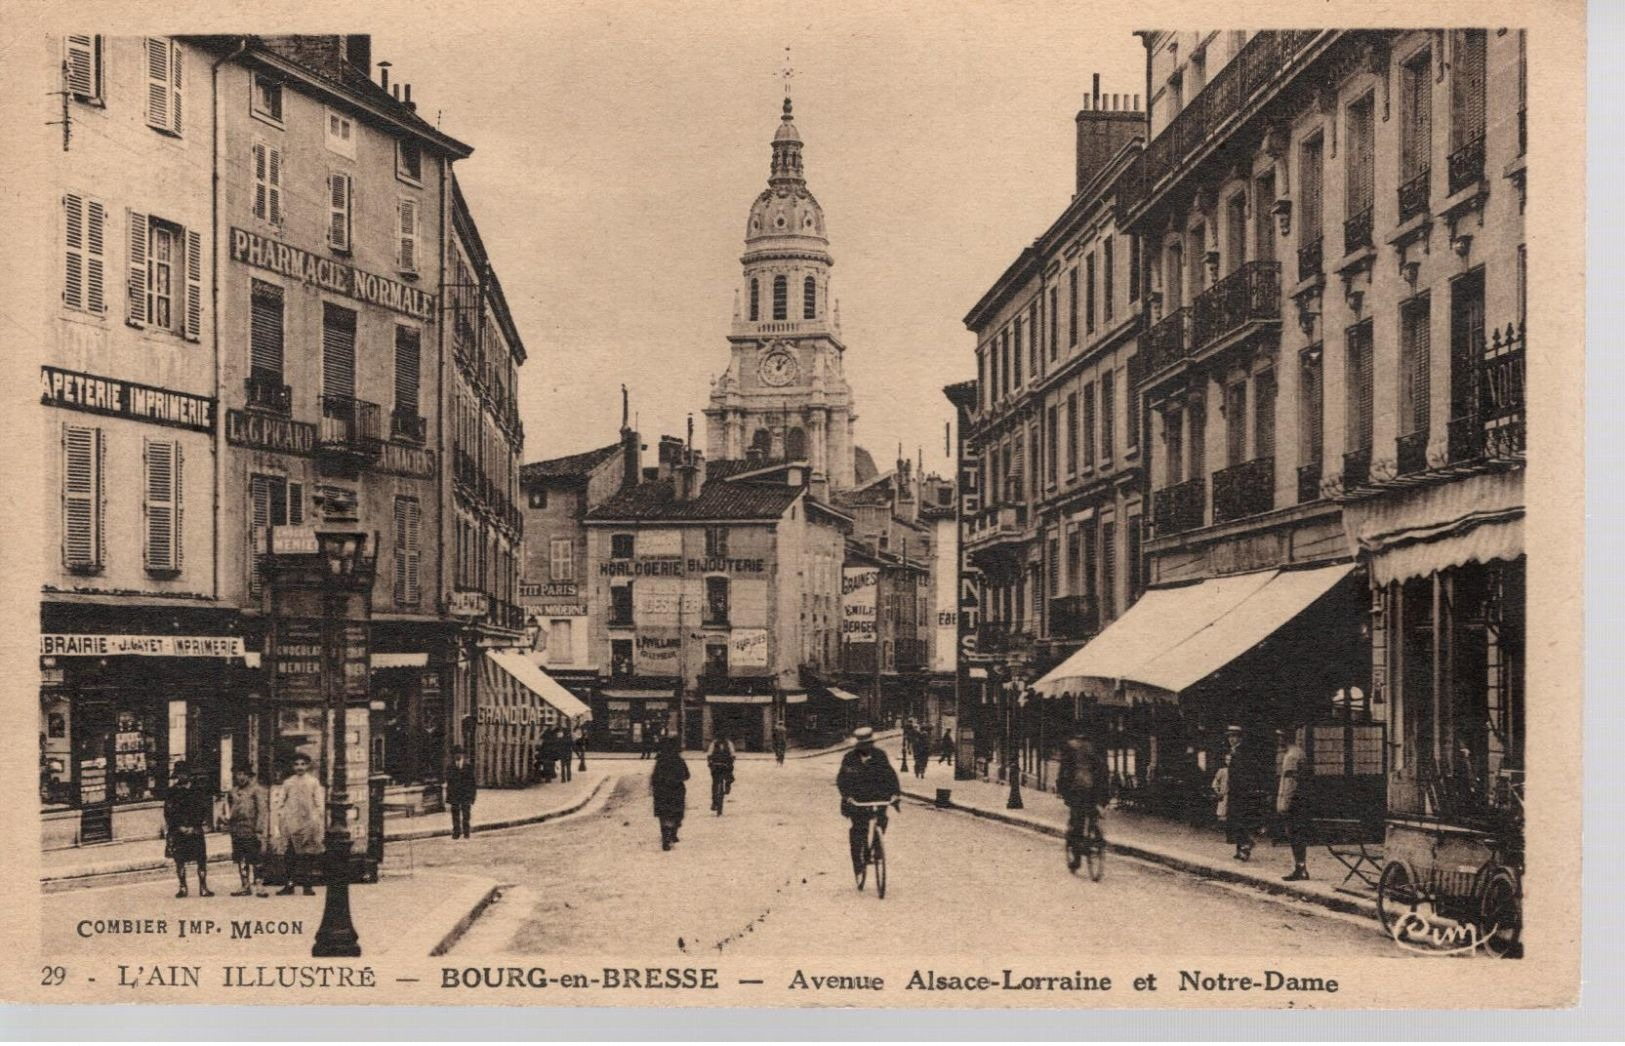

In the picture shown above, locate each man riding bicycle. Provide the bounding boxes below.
[835,726,901,877]
[1057,729,1108,863]
[707,736,735,811]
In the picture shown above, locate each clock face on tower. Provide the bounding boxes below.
[758,348,800,387]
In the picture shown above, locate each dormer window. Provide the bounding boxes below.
[397,140,423,185]
[326,109,355,159]
[252,74,284,125]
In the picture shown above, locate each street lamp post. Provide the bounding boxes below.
[312,531,371,958]
[1006,674,1025,811]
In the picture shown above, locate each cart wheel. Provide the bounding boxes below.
[1377,860,1419,938]
[1479,868,1522,958]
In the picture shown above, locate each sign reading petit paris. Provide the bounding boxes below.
[230,227,437,322]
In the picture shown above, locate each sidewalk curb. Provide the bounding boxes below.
[42,776,615,887]
[423,880,504,957]
[900,785,1378,921]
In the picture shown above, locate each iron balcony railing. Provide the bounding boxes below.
[1343,205,1374,255]
[390,408,427,444]
[1141,30,1324,191]
[1342,446,1372,490]
[1297,461,1322,504]
[1211,456,1275,524]
[1448,134,1486,196]
[1192,261,1280,351]
[1153,476,1206,536]
[1448,322,1527,463]
[1297,235,1324,283]
[245,372,292,415]
[974,625,1035,656]
[317,395,382,458]
[1048,595,1099,642]
[1396,430,1430,476]
[1398,168,1431,223]
[1144,306,1193,375]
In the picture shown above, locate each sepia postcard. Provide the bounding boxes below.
[0,0,1587,1016]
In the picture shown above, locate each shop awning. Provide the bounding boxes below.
[372,652,428,669]
[485,650,592,721]
[1342,469,1524,587]
[783,691,808,705]
[1033,564,1353,699]
[600,689,675,700]
[706,692,774,705]
[823,687,864,702]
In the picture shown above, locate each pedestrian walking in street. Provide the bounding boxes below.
[539,730,557,783]
[275,753,324,896]
[574,726,589,771]
[164,762,214,898]
[707,736,735,813]
[650,736,690,851]
[225,763,269,897]
[1221,724,1257,862]
[1275,727,1312,881]
[911,728,931,779]
[938,729,954,765]
[555,728,574,784]
[446,746,477,840]
[771,721,788,765]
[640,722,658,760]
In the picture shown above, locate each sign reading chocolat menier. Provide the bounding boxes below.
[230,227,437,322]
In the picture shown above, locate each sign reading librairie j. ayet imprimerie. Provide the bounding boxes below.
[230,227,436,322]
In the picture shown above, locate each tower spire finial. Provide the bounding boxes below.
[783,45,793,102]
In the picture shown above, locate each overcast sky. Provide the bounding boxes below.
[374,2,1143,477]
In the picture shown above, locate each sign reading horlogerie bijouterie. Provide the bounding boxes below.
[231,228,437,322]
[40,366,215,433]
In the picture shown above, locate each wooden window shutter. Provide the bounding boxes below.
[288,481,304,525]
[63,193,96,311]
[321,303,357,399]
[249,279,284,376]
[328,174,351,251]
[253,144,268,220]
[268,147,283,224]
[65,35,97,99]
[144,38,170,130]
[144,438,182,571]
[183,227,202,341]
[394,498,422,605]
[126,209,148,327]
[62,424,103,570]
[248,474,271,595]
[170,43,183,134]
[394,325,421,415]
[84,198,106,313]
[397,199,418,272]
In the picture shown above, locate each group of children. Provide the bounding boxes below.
[162,754,325,900]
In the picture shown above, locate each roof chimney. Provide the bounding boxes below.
[403,83,415,112]
[1075,74,1145,195]
[378,60,391,91]
[619,385,640,491]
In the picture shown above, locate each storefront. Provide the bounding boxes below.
[39,604,254,849]
[476,649,592,786]
[596,688,679,751]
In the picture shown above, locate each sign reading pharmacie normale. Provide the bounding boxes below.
[230,227,436,322]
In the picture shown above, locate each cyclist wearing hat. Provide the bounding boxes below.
[835,726,901,877]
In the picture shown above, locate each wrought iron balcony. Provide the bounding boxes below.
[1448,134,1486,196]
[1048,595,1099,642]
[1153,476,1205,537]
[974,625,1035,657]
[1211,456,1275,524]
[245,372,292,415]
[1144,306,1193,375]
[1342,447,1372,490]
[390,408,427,444]
[1297,461,1322,504]
[1396,430,1430,476]
[1141,31,1324,191]
[1343,205,1374,255]
[1448,322,1527,463]
[1398,169,1431,223]
[317,394,382,459]
[1297,235,1323,283]
[1192,261,1280,352]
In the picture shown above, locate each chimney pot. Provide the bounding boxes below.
[391,84,400,101]
[378,61,391,90]
[404,83,413,105]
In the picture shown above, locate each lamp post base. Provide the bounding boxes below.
[311,832,362,958]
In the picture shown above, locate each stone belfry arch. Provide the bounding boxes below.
[705,95,856,495]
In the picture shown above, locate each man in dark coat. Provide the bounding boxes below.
[835,727,902,877]
[446,747,477,840]
[1221,724,1260,861]
[650,736,690,850]
[164,762,215,898]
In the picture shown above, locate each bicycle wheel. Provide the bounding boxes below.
[1377,861,1420,938]
[713,778,725,816]
[1084,823,1105,881]
[855,838,868,891]
[872,829,887,899]
[1479,867,1521,958]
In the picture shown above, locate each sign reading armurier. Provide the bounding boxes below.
[230,228,437,322]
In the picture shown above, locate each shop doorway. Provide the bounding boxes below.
[709,703,761,750]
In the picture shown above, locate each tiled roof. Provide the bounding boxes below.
[522,442,622,482]
[586,479,802,522]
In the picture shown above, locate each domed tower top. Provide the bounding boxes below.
[745,96,829,259]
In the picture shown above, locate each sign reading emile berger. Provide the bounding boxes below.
[230,227,437,322]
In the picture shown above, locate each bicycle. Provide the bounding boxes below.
[711,773,728,816]
[849,800,894,898]
[1065,805,1106,881]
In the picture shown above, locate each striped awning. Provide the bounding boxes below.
[485,649,592,721]
[823,687,863,702]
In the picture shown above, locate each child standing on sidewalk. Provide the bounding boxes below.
[226,764,269,897]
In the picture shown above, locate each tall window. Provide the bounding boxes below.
[143,37,182,136]
[1188,225,1206,294]
[1102,237,1115,323]
[62,424,105,572]
[1299,348,1324,467]
[1125,366,1140,451]
[143,438,183,574]
[1100,373,1115,464]
[1400,295,1432,438]
[1299,136,1324,271]
[1082,381,1097,469]
[1188,399,1207,481]
[549,537,574,580]
[1001,334,1011,396]
[248,473,303,592]
[1012,318,1023,383]
[1049,287,1060,359]
[397,197,420,274]
[1225,381,1248,466]
[1346,94,1376,251]
[252,142,283,225]
[393,496,422,606]
[62,193,107,315]
[1065,525,1082,595]
[1346,321,1375,454]
[979,350,988,411]
[1029,301,1041,376]
[772,275,787,320]
[64,35,104,104]
[803,275,817,319]
[396,140,423,184]
[321,302,357,399]
[1226,192,1247,273]
[1009,329,1020,387]
[749,277,760,321]
[1082,520,1097,599]
[548,620,573,662]
[394,325,421,420]
[705,576,730,625]
[610,583,633,626]
[1068,268,1079,346]
[1400,49,1433,216]
[1450,30,1487,187]
[250,279,285,386]
[1046,404,1058,484]
[1254,368,1277,460]
[705,526,729,558]
[1254,172,1276,263]
[127,213,200,339]
[328,173,353,251]
[1128,235,1141,302]
[1101,521,1117,621]
[1165,408,1184,486]
[1085,252,1097,334]
[1065,392,1079,477]
[1449,269,1485,428]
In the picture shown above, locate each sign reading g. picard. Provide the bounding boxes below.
[231,228,437,322]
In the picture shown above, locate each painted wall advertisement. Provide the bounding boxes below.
[729,628,769,668]
[842,567,878,644]
[634,628,682,675]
